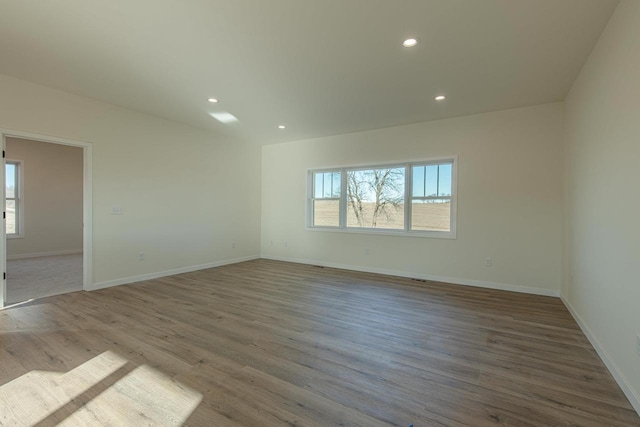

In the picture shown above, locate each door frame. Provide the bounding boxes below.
[1,129,93,307]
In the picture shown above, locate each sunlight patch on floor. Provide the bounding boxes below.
[0,351,202,426]
[58,364,203,426]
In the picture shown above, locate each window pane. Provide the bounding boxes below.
[426,165,438,197]
[412,166,425,197]
[314,171,340,200]
[346,168,405,229]
[438,164,452,196]
[6,199,16,234]
[314,173,323,198]
[411,200,450,231]
[331,172,341,198]
[6,164,15,198]
[323,173,333,198]
[313,199,339,227]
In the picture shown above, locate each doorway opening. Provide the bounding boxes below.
[1,130,92,307]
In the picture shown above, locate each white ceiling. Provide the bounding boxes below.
[0,0,618,145]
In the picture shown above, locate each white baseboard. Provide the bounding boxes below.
[88,255,260,291]
[7,249,83,260]
[261,255,560,297]
[561,297,640,415]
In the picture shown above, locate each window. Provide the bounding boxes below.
[347,167,405,230]
[308,157,456,238]
[411,162,453,232]
[311,170,341,227]
[5,160,22,236]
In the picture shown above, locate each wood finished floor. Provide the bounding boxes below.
[0,259,638,426]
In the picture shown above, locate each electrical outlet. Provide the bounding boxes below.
[284,241,288,248]
[270,240,274,246]
[485,257,492,267]
[364,248,370,255]
[111,206,124,215]
[232,241,236,249]
[139,252,144,261]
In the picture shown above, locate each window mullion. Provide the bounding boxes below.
[423,165,426,198]
[405,164,411,232]
[308,171,314,226]
[340,169,347,228]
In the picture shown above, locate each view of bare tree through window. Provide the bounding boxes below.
[310,160,454,233]
[347,168,405,229]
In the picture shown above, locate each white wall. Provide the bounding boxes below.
[563,0,640,412]
[0,73,261,287]
[262,103,564,295]
[6,137,83,258]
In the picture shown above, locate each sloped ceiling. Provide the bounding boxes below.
[0,0,618,144]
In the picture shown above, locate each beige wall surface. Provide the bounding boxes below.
[563,0,640,411]
[261,103,564,295]
[0,73,262,286]
[6,137,83,258]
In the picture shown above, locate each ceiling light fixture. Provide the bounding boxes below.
[434,95,446,101]
[278,125,286,129]
[209,112,238,123]
[402,38,418,48]
[207,98,219,103]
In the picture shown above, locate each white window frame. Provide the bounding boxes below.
[306,156,457,239]
[309,169,342,228]
[5,159,24,239]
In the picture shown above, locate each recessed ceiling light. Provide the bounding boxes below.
[278,125,286,129]
[434,95,446,101]
[209,112,238,123]
[402,38,418,48]
[207,98,219,103]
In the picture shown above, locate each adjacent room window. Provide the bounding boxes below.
[308,157,456,238]
[5,160,22,236]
